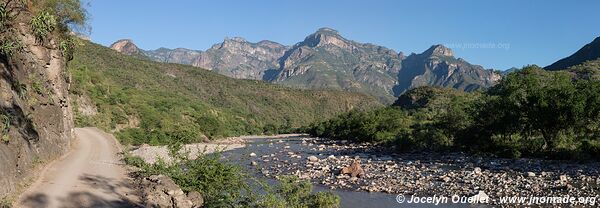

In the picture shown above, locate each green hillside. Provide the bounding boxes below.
[68,41,382,145]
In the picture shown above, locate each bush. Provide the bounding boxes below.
[134,146,341,208]
[580,139,600,159]
[30,11,57,42]
[140,151,251,207]
[70,41,382,146]
[308,108,412,143]
[308,66,600,160]
[123,154,145,168]
[0,197,11,208]
[0,37,21,56]
[59,36,76,61]
[257,176,340,208]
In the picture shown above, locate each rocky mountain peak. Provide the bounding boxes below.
[114,28,499,103]
[423,44,454,57]
[315,27,340,35]
[225,37,248,43]
[219,37,250,48]
[110,39,141,55]
[302,27,349,48]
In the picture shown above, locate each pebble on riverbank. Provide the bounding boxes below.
[248,137,600,206]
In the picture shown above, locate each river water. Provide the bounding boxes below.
[221,136,471,208]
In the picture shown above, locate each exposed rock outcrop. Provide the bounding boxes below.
[145,47,202,65]
[110,28,501,103]
[110,39,142,56]
[140,175,203,208]
[272,28,402,102]
[395,45,500,95]
[0,2,74,198]
[192,37,287,80]
[340,159,365,178]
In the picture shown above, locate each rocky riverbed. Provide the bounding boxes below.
[241,137,599,206]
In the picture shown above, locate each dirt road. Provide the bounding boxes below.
[17,128,140,208]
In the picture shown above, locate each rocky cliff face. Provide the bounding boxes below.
[272,28,402,102]
[144,47,202,65]
[395,45,500,95]
[0,2,74,198]
[110,39,142,56]
[110,28,500,102]
[192,37,287,80]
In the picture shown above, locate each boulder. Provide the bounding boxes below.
[340,159,365,177]
[473,167,482,175]
[187,191,204,208]
[141,175,203,208]
[559,175,568,182]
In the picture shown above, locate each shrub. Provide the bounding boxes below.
[0,37,21,56]
[123,154,145,168]
[30,11,56,42]
[308,66,600,160]
[140,151,251,207]
[69,41,381,146]
[59,36,75,61]
[0,113,10,144]
[132,144,341,208]
[580,139,600,159]
[0,197,11,208]
[29,0,87,28]
[257,176,340,208]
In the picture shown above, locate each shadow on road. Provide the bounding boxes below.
[19,174,141,208]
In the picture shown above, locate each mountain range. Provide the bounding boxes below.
[545,36,600,71]
[111,28,501,103]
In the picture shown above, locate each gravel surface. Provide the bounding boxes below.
[249,137,600,206]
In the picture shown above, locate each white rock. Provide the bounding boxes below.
[249,152,257,157]
[560,175,568,182]
[526,172,536,177]
[474,167,482,175]
[472,191,489,203]
[308,156,319,162]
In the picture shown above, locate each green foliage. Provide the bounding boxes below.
[309,66,600,160]
[0,112,10,144]
[309,86,477,151]
[308,107,412,143]
[128,144,340,208]
[0,197,10,208]
[0,35,21,56]
[140,152,251,207]
[0,1,14,30]
[257,176,340,208]
[30,78,44,95]
[59,36,75,60]
[467,65,600,158]
[1,1,22,57]
[27,0,88,38]
[69,41,381,145]
[30,11,56,42]
[123,153,145,168]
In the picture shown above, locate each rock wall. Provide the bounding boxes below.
[0,2,74,198]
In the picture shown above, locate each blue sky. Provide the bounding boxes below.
[86,0,600,70]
